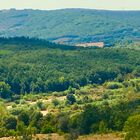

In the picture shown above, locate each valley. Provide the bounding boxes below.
[0,6,140,140]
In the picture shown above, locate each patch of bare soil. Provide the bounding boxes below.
[78,133,123,140]
[0,133,124,140]
[40,110,49,116]
[0,134,65,140]
[34,134,65,140]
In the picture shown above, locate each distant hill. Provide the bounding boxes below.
[0,9,140,45]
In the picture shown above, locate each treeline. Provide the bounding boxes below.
[0,37,76,50]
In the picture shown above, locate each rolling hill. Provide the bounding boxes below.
[0,9,140,45]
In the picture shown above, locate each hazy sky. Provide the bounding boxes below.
[0,0,140,10]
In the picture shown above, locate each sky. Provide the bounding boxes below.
[0,0,140,10]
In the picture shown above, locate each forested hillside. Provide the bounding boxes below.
[0,9,140,45]
[0,38,140,139]
[0,37,140,96]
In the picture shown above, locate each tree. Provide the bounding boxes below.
[36,101,46,110]
[0,102,8,137]
[30,111,43,132]
[52,98,60,106]
[124,115,140,140]
[0,102,8,126]
[41,124,54,134]
[16,121,36,140]
[4,116,17,130]
[79,105,100,134]
[65,129,79,140]
[18,111,30,126]
[0,82,11,99]
[66,94,76,105]
[40,114,55,134]
[58,115,69,133]
[99,121,108,134]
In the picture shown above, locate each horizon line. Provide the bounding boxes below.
[0,7,140,12]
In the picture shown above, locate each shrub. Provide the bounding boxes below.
[4,116,17,130]
[99,121,108,134]
[20,99,26,104]
[106,82,123,89]
[36,101,46,111]
[52,98,60,106]
[66,94,76,105]
[18,111,30,126]
[41,124,54,134]
[102,93,109,99]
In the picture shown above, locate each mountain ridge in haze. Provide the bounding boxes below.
[0,8,140,45]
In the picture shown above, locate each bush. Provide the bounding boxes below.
[52,91,66,97]
[41,124,54,134]
[106,82,123,89]
[36,101,46,111]
[4,116,17,130]
[65,129,79,140]
[20,99,26,104]
[52,98,60,106]
[66,94,76,105]
[135,83,140,92]
[18,111,30,126]
[99,121,108,134]
[102,93,109,99]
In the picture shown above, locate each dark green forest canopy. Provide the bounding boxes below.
[0,37,140,95]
